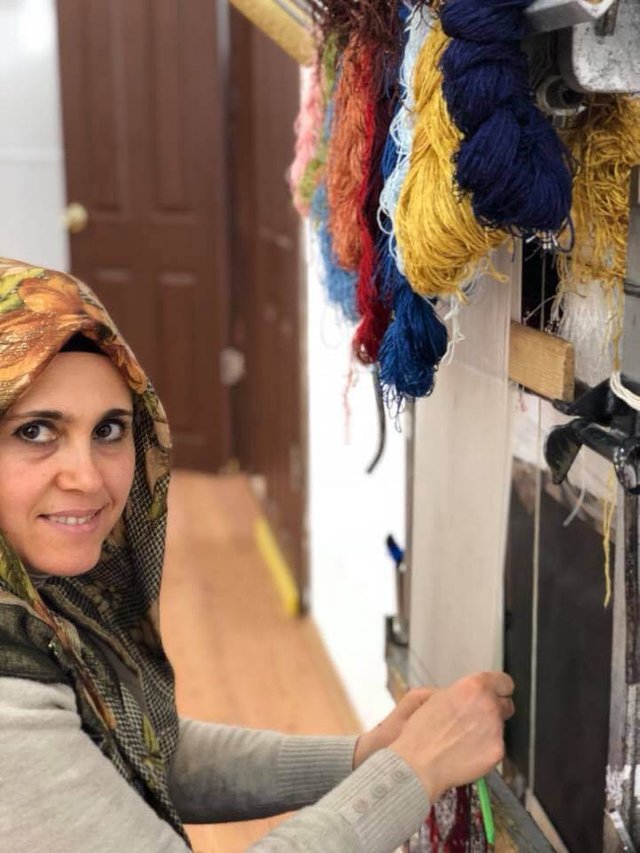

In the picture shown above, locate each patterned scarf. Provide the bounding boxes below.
[0,258,189,845]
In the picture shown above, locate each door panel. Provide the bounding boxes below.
[229,12,307,599]
[56,0,231,470]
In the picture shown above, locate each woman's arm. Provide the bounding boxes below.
[0,676,429,853]
[0,677,190,853]
[168,717,358,822]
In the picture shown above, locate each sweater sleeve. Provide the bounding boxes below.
[169,717,358,822]
[246,749,430,852]
[0,677,190,853]
[0,677,430,853]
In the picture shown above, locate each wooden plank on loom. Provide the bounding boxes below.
[229,0,316,65]
[508,321,575,402]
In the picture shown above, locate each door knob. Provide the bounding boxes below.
[219,347,246,386]
[62,202,89,234]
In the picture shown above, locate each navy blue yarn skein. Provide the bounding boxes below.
[440,0,529,42]
[378,285,447,402]
[441,41,529,135]
[377,82,448,404]
[439,0,573,237]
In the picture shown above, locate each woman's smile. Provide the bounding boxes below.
[39,507,104,532]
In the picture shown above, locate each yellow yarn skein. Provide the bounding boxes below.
[395,23,507,301]
[556,96,640,362]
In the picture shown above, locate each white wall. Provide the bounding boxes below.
[306,231,406,729]
[0,0,68,269]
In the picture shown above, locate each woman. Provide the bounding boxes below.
[0,258,513,851]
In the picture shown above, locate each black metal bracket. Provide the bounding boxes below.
[545,378,640,494]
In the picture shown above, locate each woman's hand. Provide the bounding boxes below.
[353,687,435,769]
[389,671,515,803]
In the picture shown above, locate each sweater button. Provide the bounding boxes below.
[354,799,368,814]
[373,784,388,798]
[393,769,405,783]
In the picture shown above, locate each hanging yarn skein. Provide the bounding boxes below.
[395,22,507,301]
[351,0,411,364]
[554,95,640,370]
[378,4,433,273]
[308,57,359,322]
[326,39,372,272]
[289,63,325,217]
[439,0,573,239]
[294,38,339,215]
[377,7,448,404]
[311,183,359,322]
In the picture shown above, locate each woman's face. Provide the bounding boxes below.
[0,352,136,576]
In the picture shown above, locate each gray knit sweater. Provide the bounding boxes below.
[0,677,430,852]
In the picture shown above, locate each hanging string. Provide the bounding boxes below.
[438,0,573,240]
[395,22,507,300]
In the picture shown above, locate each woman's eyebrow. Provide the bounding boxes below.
[101,408,134,419]
[4,409,65,421]
[4,407,134,421]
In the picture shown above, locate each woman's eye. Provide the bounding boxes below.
[94,420,126,442]
[16,422,56,443]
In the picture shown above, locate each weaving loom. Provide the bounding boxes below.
[232,0,640,847]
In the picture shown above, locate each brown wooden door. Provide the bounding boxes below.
[228,12,308,601]
[56,0,231,471]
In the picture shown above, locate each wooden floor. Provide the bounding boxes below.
[160,471,361,853]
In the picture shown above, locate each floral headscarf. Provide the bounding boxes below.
[0,259,188,844]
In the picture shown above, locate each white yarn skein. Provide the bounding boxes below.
[610,370,640,411]
[377,6,433,273]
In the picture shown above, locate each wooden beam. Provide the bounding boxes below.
[508,321,575,402]
[229,0,316,65]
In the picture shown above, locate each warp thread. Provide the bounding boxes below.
[395,22,507,300]
[439,0,573,239]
